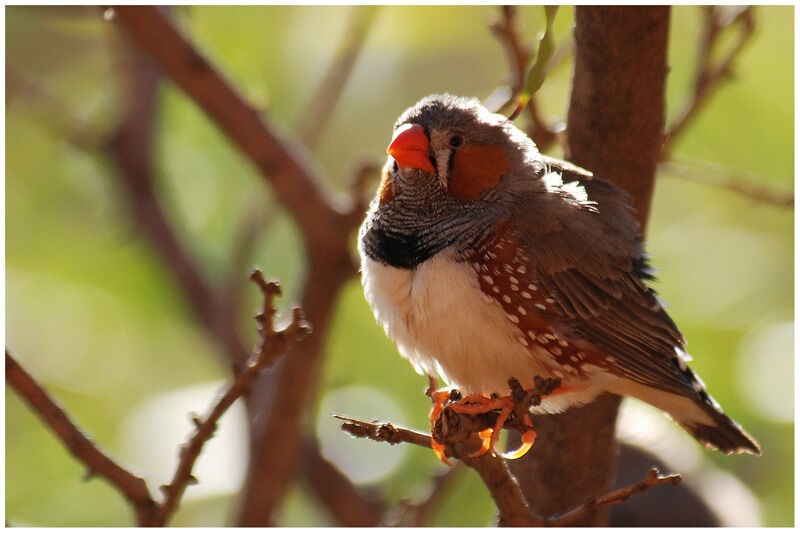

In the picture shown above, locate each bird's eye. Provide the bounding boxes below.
[449,135,463,148]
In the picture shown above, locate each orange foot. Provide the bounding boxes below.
[427,380,584,464]
[428,388,543,464]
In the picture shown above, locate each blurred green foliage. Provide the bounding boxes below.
[6,5,793,527]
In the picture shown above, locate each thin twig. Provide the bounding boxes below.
[660,158,793,208]
[154,270,310,524]
[488,5,561,151]
[336,415,433,449]
[667,6,755,150]
[7,271,309,526]
[548,468,682,526]
[298,6,378,149]
[110,8,360,522]
[6,350,160,526]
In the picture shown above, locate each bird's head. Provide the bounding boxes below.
[378,94,541,206]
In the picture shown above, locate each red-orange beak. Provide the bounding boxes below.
[387,123,435,173]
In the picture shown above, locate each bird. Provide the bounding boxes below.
[358,93,760,461]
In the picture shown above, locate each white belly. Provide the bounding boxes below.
[360,250,558,397]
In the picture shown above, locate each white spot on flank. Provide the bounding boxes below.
[517,265,527,274]
[492,286,500,294]
[518,336,529,347]
[545,298,555,304]
[481,275,494,285]
[550,346,562,356]
[537,335,549,344]
[517,306,527,316]
[527,331,537,339]
[535,303,547,310]
[553,370,565,378]
[605,356,616,364]
[488,252,497,259]
[544,333,556,340]
[677,358,688,371]
[502,294,511,304]
[558,339,569,347]
[506,313,520,324]
[521,291,532,299]
[528,284,538,291]
[504,264,514,273]
[510,284,519,291]
[570,356,579,363]
[509,276,519,284]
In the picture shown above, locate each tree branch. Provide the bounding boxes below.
[667,6,755,150]
[6,350,160,526]
[110,8,361,523]
[7,269,308,526]
[507,7,671,526]
[336,415,537,526]
[105,29,252,370]
[111,6,353,250]
[299,437,385,527]
[660,158,794,208]
[298,6,378,149]
[488,5,561,151]
[153,270,311,525]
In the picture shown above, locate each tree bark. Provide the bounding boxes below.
[508,7,669,525]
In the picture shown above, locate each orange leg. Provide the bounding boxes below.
[429,389,454,465]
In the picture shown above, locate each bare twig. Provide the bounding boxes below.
[154,270,310,525]
[336,415,433,449]
[298,6,378,148]
[549,468,681,526]
[667,6,755,150]
[7,271,309,526]
[660,158,793,208]
[110,8,360,523]
[6,350,160,526]
[658,160,794,208]
[488,5,561,151]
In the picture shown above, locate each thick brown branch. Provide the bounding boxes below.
[507,7,671,526]
[667,6,755,149]
[299,437,384,527]
[110,8,360,522]
[298,6,378,148]
[111,6,353,250]
[337,415,539,526]
[6,350,159,526]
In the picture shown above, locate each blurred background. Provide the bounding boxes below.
[5,5,793,527]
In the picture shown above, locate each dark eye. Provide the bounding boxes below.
[449,135,463,148]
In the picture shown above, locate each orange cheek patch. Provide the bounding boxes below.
[378,161,395,204]
[448,145,510,201]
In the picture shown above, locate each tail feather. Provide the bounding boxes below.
[677,394,761,455]
[614,376,761,455]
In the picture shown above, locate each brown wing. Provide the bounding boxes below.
[504,164,699,398]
